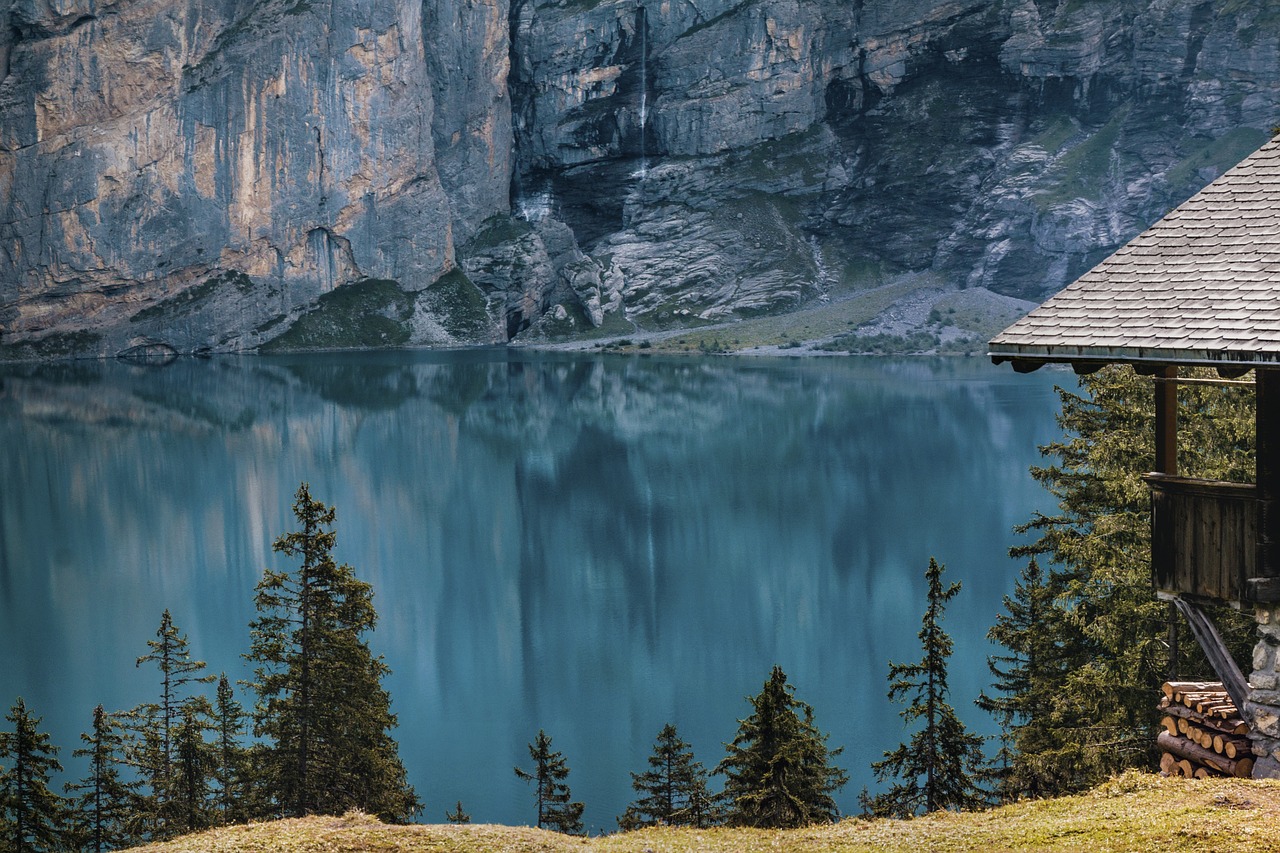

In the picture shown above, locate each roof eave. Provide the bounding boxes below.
[988,343,1280,372]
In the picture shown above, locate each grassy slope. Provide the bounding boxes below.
[131,772,1280,852]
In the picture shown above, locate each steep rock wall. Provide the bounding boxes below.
[2,0,1279,357]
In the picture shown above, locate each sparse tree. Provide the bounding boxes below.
[0,698,69,852]
[445,800,471,824]
[65,705,140,852]
[864,558,986,817]
[514,730,584,835]
[247,482,419,822]
[135,609,215,779]
[716,666,847,828]
[619,723,719,830]
[132,608,215,835]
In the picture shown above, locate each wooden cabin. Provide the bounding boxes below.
[989,135,1280,774]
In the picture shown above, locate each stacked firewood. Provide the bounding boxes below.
[1158,681,1253,778]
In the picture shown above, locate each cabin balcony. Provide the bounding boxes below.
[1146,473,1267,606]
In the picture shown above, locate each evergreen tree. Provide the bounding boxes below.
[0,698,69,853]
[212,675,249,826]
[1007,365,1256,793]
[135,609,215,779]
[132,608,214,835]
[975,557,1069,801]
[246,482,419,822]
[618,723,719,830]
[65,705,140,852]
[513,730,584,835]
[445,800,471,823]
[716,666,847,828]
[171,697,216,835]
[864,558,986,817]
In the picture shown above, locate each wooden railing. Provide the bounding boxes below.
[1146,473,1258,605]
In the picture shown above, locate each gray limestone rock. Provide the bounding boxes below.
[4,0,1280,357]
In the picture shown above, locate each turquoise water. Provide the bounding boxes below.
[0,350,1063,829]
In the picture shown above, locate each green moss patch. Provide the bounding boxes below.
[418,269,492,341]
[0,330,103,362]
[260,278,412,352]
[1165,127,1268,198]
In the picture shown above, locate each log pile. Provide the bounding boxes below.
[1158,681,1253,779]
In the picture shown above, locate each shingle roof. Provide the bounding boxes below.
[989,135,1280,369]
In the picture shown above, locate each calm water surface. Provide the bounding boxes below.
[0,350,1063,829]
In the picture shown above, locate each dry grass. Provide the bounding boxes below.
[131,772,1280,852]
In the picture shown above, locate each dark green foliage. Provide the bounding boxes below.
[716,666,847,828]
[212,675,250,826]
[1000,365,1256,794]
[65,705,140,852]
[514,730,584,835]
[445,800,471,824]
[0,698,69,852]
[260,279,413,352]
[864,558,986,817]
[246,483,419,822]
[618,723,720,830]
[171,698,216,834]
[420,270,493,340]
[975,558,1064,801]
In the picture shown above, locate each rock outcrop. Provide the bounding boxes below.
[2,0,1279,358]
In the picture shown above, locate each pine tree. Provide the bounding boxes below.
[212,675,249,826]
[132,608,215,835]
[171,697,216,834]
[513,730,584,835]
[246,482,419,822]
[975,557,1069,801]
[135,609,215,779]
[445,800,471,823]
[716,666,847,828]
[65,705,140,852]
[864,558,986,817]
[0,698,69,853]
[618,723,719,830]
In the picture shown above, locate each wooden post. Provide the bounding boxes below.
[1258,369,1280,579]
[1155,365,1178,476]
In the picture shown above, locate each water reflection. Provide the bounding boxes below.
[0,351,1062,829]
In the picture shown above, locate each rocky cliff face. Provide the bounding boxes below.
[1,0,1278,358]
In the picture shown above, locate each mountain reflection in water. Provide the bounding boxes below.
[0,350,1062,829]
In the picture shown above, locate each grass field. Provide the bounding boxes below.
[131,771,1280,852]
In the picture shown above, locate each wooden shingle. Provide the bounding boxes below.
[990,136,1280,369]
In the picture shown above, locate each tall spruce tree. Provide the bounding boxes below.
[135,609,215,780]
[0,698,68,853]
[864,558,986,817]
[246,482,418,822]
[618,723,719,830]
[65,705,140,852]
[514,730,584,835]
[716,666,847,828]
[975,557,1068,801]
[1007,365,1256,793]
[132,608,215,836]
